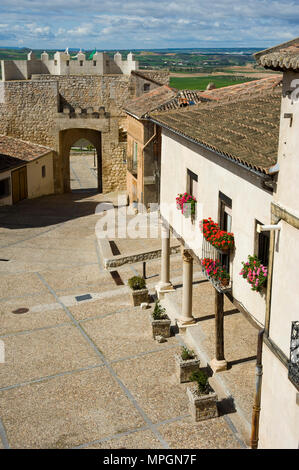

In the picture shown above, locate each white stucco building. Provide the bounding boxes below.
[0,135,54,205]
[150,38,299,449]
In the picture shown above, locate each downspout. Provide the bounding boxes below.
[251,215,280,447]
[251,328,264,449]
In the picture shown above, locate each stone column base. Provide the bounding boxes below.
[155,282,174,300]
[177,317,196,328]
[210,358,228,373]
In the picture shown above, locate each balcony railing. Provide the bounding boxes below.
[201,237,232,293]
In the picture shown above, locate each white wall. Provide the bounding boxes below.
[160,129,273,326]
[259,345,299,449]
[258,69,299,449]
[275,71,299,216]
[27,152,54,199]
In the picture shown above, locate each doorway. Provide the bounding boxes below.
[59,128,102,194]
[70,139,98,191]
[12,166,27,204]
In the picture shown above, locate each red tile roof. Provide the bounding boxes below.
[254,37,299,71]
[0,135,52,172]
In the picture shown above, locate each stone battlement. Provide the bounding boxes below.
[1,50,139,81]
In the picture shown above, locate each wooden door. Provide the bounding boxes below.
[12,167,27,204]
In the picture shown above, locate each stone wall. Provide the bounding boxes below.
[136,70,170,86]
[0,70,169,195]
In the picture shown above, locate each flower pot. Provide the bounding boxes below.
[175,353,200,383]
[131,288,149,306]
[187,384,218,422]
[221,278,229,287]
[149,313,171,339]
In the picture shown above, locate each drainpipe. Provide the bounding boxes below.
[250,328,264,449]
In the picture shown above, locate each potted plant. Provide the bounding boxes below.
[149,299,171,339]
[239,255,268,292]
[187,370,218,422]
[200,218,234,251]
[128,275,149,306]
[176,193,197,218]
[201,258,230,289]
[175,346,200,383]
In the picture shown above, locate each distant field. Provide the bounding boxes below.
[169,75,256,90]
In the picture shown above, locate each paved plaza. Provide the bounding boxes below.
[0,188,250,449]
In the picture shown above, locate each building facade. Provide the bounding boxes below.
[0,135,54,205]
[151,44,299,448]
[0,51,169,197]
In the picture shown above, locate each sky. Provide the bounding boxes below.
[0,0,298,50]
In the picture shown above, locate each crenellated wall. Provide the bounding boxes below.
[1,50,139,81]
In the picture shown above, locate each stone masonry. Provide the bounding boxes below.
[0,69,169,195]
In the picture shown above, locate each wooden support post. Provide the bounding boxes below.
[215,289,224,361]
[210,289,227,373]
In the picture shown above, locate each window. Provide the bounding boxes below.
[255,220,270,266]
[0,178,10,198]
[80,60,83,66]
[93,60,97,66]
[219,192,233,273]
[54,60,57,66]
[187,169,198,198]
[144,83,150,92]
[42,165,46,178]
[66,60,69,66]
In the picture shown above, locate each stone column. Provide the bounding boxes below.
[178,248,196,326]
[156,223,173,298]
[210,290,228,372]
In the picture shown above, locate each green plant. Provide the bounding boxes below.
[152,299,167,320]
[240,255,268,292]
[181,346,195,360]
[128,276,146,291]
[189,370,210,394]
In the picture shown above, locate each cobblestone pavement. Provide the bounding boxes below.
[0,191,246,449]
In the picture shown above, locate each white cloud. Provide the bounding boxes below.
[0,0,298,48]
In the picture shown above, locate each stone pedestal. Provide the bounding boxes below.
[156,223,174,299]
[187,385,218,421]
[131,288,149,307]
[175,353,200,383]
[149,314,171,339]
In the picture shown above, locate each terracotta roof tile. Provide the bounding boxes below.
[150,85,282,175]
[0,135,52,172]
[254,37,299,71]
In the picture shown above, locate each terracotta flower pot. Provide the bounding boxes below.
[221,278,229,287]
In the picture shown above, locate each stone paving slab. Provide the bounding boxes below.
[0,304,70,336]
[158,416,242,449]
[113,348,191,424]
[81,429,164,449]
[0,191,246,449]
[0,368,145,449]
[82,307,178,362]
[0,324,101,387]
[0,273,50,298]
[68,295,132,322]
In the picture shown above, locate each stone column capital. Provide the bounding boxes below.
[181,248,193,263]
